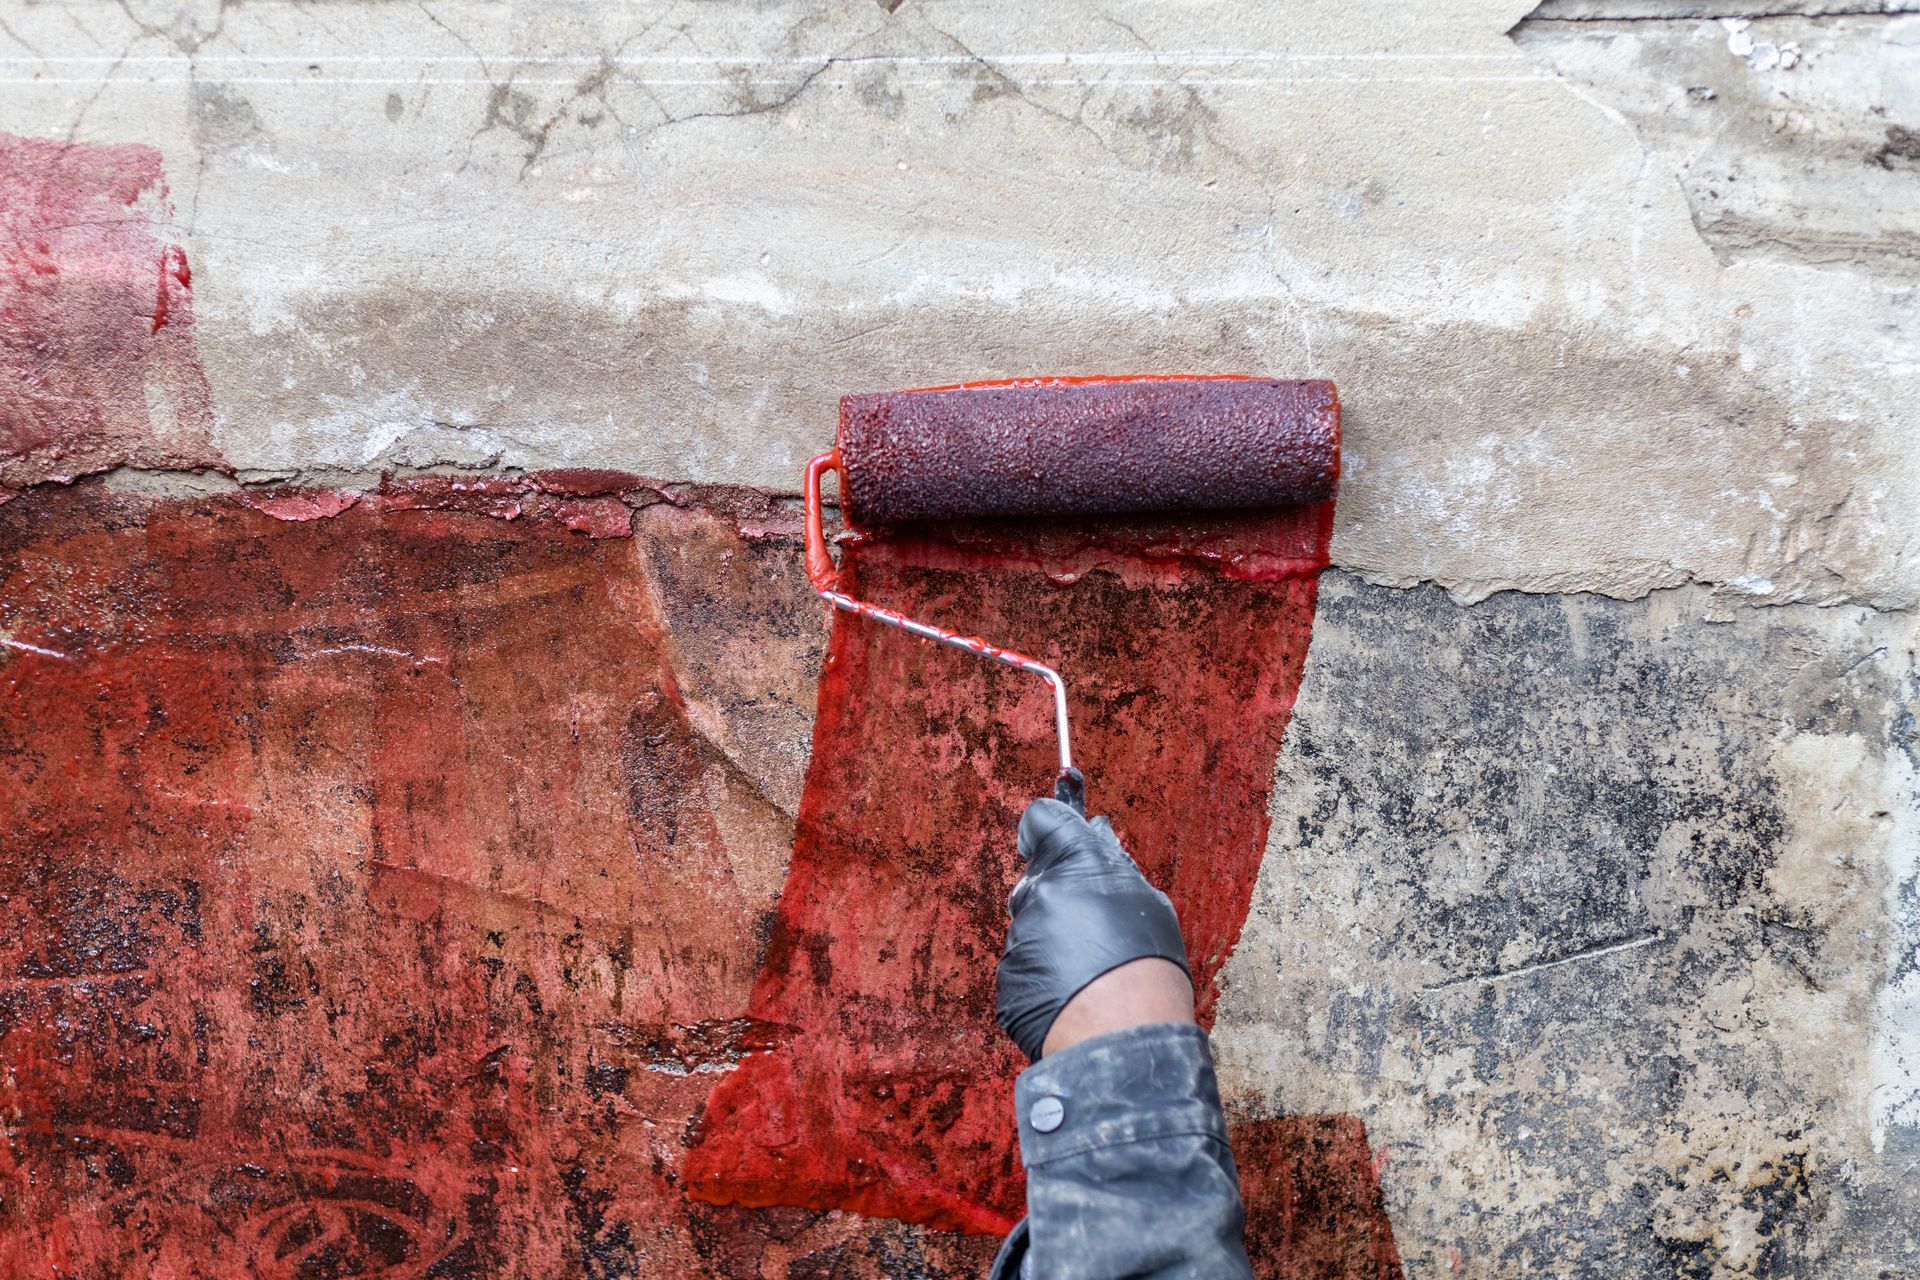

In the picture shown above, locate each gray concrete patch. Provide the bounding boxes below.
[1213,573,1920,1276]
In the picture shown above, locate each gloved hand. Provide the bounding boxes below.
[995,797,1191,1061]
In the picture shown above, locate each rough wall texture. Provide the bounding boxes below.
[1212,577,1919,1277]
[0,1,1914,1278]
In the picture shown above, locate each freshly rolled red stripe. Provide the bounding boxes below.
[835,376,1340,526]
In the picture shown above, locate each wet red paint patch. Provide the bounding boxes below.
[0,476,1396,1276]
[0,135,219,493]
[683,500,1340,1234]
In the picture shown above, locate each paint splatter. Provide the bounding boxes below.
[684,501,1337,1233]
[0,135,219,493]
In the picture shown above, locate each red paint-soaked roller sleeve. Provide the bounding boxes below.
[836,378,1339,525]
[0,133,219,491]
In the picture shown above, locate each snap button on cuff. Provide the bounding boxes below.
[1029,1095,1065,1133]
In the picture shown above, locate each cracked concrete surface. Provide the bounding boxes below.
[2,2,1917,1277]
[0,0,1913,606]
[1513,8,1920,274]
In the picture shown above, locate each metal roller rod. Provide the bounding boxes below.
[804,450,1081,801]
[815,584,1073,778]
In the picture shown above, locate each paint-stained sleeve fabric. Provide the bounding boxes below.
[987,1022,1254,1280]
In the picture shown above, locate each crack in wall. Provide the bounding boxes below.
[1419,931,1669,992]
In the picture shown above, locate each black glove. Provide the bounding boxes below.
[994,797,1191,1061]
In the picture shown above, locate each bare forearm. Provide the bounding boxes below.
[1040,957,1194,1057]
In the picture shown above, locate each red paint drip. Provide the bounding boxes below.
[151,245,190,333]
[684,500,1336,1233]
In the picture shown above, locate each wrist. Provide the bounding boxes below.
[1039,957,1195,1057]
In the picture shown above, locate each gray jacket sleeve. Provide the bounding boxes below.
[987,1022,1254,1280]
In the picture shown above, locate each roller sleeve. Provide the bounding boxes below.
[835,377,1339,526]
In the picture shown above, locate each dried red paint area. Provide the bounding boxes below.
[684,501,1340,1234]
[0,135,219,493]
[0,477,1394,1277]
[0,478,817,1276]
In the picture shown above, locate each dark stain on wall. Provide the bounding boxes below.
[1217,576,1919,1277]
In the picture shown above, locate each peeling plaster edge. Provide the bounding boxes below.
[94,465,245,497]
[7,465,1908,615]
[1506,3,1920,281]
[86,463,811,503]
[1342,565,1918,617]
[97,463,516,498]
[1513,4,1920,24]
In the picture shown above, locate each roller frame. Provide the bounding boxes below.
[804,449,1083,809]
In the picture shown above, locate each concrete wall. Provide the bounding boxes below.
[1,2,1914,1277]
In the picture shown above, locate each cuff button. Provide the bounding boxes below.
[1028,1095,1065,1133]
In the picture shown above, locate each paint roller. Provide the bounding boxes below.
[803,375,1340,814]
